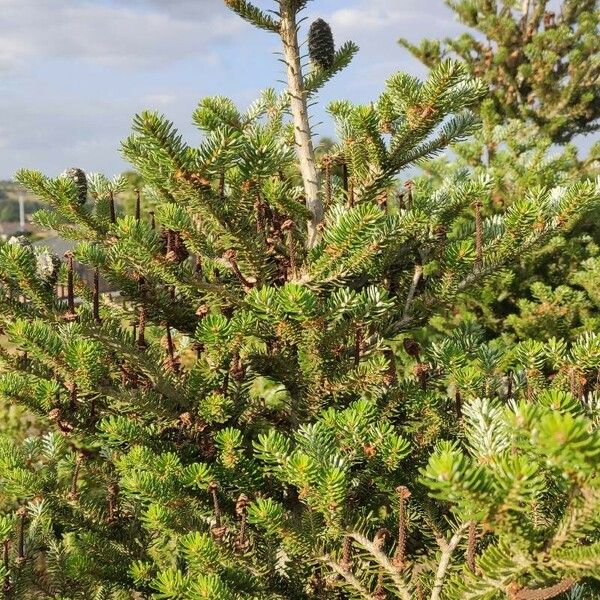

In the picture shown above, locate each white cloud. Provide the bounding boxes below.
[324,0,454,37]
[0,0,240,71]
[329,7,408,33]
[0,0,468,178]
[144,94,178,107]
[116,0,216,17]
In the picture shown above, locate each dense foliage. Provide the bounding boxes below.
[400,0,600,143]
[401,0,600,342]
[0,1,598,599]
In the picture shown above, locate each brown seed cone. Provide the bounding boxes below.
[403,338,421,358]
[308,18,335,70]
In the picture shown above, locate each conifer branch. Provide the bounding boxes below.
[15,508,27,565]
[392,486,411,569]
[466,520,477,573]
[510,579,576,600]
[68,452,85,500]
[320,555,376,599]
[92,267,101,323]
[235,493,250,551]
[64,252,77,322]
[135,189,141,221]
[137,306,147,348]
[340,535,353,572]
[430,522,471,600]
[224,0,280,33]
[403,264,423,319]
[347,532,411,600]
[473,200,483,270]
[2,539,10,593]
[107,482,119,523]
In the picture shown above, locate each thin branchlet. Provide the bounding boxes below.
[235,494,250,551]
[473,200,483,270]
[208,481,227,539]
[15,508,27,565]
[107,482,119,524]
[93,267,101,323]
[3,539,10,592]
[137,306,147,348]
[392,486,411,569]
[466,521,477,573]
[68,452,85,500]
[64,252,77,321]
[135,189,141,221]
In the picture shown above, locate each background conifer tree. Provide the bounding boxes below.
[400,0,600,144]
[400,0,600,341]
[0,1,598,599]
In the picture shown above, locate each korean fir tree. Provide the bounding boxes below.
[0,0,599,599]
[418,116,600,340]
[399,0,600,341]
[399,0,600,144]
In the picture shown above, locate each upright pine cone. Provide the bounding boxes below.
[60,168,87,205]
[308,18,335,70]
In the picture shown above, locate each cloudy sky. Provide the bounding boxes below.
[0,0,464,179]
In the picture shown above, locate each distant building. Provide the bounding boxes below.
[33,236,117,297]
[0,222,38,240]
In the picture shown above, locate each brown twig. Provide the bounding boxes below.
[219,171,226,201]
[466,521,477,573]
[92,267,101,323]
[15,508,27,565]
[282,219,297,280]
[68,452,85,500]
[342,161,352,206]
[340,535,353,572]
[235,494,250,551]
[473,200,483,270]
[223,249,255,289]
[509,579,576,600]
[107,482,119,523]
[455,389,462,420]
[137,306,147,348]
[208,481,227,539]
[209,482,221,527]
[135,189,141,221]
[64,252,77,321]
[391,486,411,569]
[354,325,363,367]
[164,325,179,374]
[68,382,78,411]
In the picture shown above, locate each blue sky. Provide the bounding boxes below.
[0,0,464,179]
